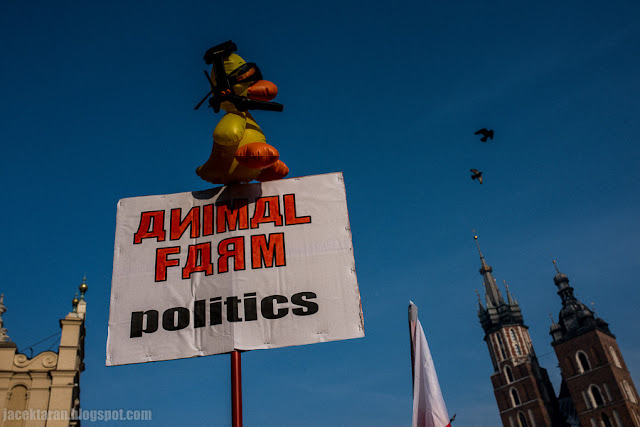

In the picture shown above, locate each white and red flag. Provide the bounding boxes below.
[409,301,451,427]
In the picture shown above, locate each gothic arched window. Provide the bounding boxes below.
[633,409,640,427]
[609,346,621,368]
[590,385,604,407]
[517,411,528,427]
[511,388,521,407]
[623,380,637,403]
[613,409,623,427]
[601,412,613,427]
[510,329,522,356]
[496,333,507,360]
[584,390,594,409]
[576,350,591,373]
[504,365,514,383]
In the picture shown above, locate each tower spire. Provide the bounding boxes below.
[476,288,486,314]
[475,288,484,307]
[504,280,517,305]
[475,235,523,333]
[475,234,490,272]
[474,234,505,307]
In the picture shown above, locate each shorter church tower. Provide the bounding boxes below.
[550,262,640,427]
[0,277,87,427]
[475,236,562,427]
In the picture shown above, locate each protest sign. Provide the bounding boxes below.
[106,172,363,366]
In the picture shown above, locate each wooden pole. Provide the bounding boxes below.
[231,350,243,427]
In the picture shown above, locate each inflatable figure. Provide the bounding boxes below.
[194,41,288,184]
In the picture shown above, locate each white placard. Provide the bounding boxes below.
[106,172,364,366]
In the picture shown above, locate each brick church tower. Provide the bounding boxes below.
[475,236,564,427]
[550,261,640,427]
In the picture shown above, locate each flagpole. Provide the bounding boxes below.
[231,350,243,427]
[408,302,418,386]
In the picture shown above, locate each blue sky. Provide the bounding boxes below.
[1,1,639,426]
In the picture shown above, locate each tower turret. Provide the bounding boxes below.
[550,260,610,344]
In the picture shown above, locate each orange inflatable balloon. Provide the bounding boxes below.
[256,160,289,182]
[247,80,278,101]
[234,142,279,169]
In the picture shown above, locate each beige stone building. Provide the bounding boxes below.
[0,278,87,427]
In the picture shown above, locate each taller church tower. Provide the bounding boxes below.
[475,236,563,427]
[550,262,640,427]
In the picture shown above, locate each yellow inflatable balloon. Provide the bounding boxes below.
[195,42,288,185]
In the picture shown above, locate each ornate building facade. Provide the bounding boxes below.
[475,237,640,427]
[0,279,87,427]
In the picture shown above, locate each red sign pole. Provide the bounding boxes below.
[231,350,243,427]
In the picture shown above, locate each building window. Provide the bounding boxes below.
[487,339,497,368]
[511,388,521,407]
[577,350,591,373]
[583,390,594,409]
[601,412,613,427]
[612,409,623,427]
[590,385,604,407]
[623,380,638,403]
[505,365,514,383]
[497,333,508,360]
[517,411,528,427]
[633,408,640,427]
[609,346,621,368]
[510,329,522,356]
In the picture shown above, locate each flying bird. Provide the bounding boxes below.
[474,128,494,142]
[470,169,483,184]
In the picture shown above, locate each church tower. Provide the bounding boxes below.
[550,262,640,427]
[0,277,87,426]
[475,236,563,427]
